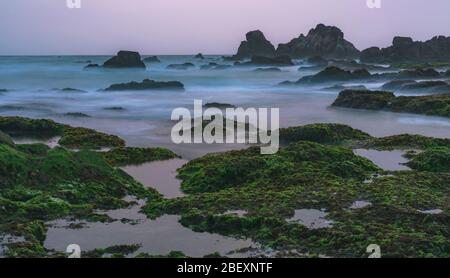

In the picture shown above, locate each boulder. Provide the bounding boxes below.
[103,79,184,91]
[167,63,195,70]
[276,24,360,59]
[103,51,146,69]
[361,35,450,63]
[233,30,276,59]
[143,56,161,63]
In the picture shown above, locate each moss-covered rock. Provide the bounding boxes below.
[332,90,450,118]
[280,123,372,144]
[0,130,15,146]
[407,147,450,172]
[58,126,125,149]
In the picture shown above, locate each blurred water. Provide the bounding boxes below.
[1,55,450,159]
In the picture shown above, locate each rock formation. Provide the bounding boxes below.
[103,79,184,91]
[103,51,146,69]
[361,36,450,63]
[276,24,360,59]
[233,30,276,59]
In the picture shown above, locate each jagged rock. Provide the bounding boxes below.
[167,63,195,70]
[276,24,360,59]
[361,36,450,63]
[103,79,184,91]
[254,67,282,72]
[281,66,371,85]
[103,51,146,69]
[143,56,161,63]
[233,30,276,59]
[194,53,205,59]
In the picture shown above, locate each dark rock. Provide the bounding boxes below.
[203,102,237,109]
[361,35,450,63]
[103,107,126,111]
[84,63,100,69]
[306,56,329,66]
[396,68,442,79]
[143,56,161,63]
[211,65,232,70]
[58,88,87,93]
[445,70,450,77]
[276,24,360,59]
[398,81,450,93]
[0,89,8,93]
[332,90,395,110]
[282,66,371,85]
[103,79,184,91]
[194,53,205,59]
[233,30,276,59]
[254,67,282,72]
[235,55,293,66]
[103,51,146,69]
[64,112,91,118]
[324,85,367,91]
[381,80,417,91]
[200,62,218,70]
[167,63,195,70]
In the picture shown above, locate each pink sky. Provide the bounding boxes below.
[1,0,450,55]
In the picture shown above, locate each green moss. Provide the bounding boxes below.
[58,126,125,149]
[0,116,63,137]
[407,147,450,172]
[362,134,450,150]
[332,90,450,118]
[0,130,15,146]
[279,123,372,144]
[103,147,179,166]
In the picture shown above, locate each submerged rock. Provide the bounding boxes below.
[203,102,237,109]
[84,63,100,69]
[194,53,205,59]
[254,67,282,72]
[361,35,450,63]
[103,51,146,69]
[103,79,184,91]
[233,30,276,59]
[166,63,195,70]
[56,88,87,93]
[276,24,360,59]
[236,55,293,66]
[63,112,91,118]
[142,56,160,63]
[103,107,126,111]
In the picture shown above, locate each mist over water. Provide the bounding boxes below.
[1,55,450,159]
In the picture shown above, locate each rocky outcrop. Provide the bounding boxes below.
[194,53,205,59]
[167,63,195,70]
[332,90,450,118]
[276,24,360,59]
[361,36,450,63]
[235,55,293,66]
[103,79,184,91]
[281,66,371,86]
[254,67,282,72]
[103,51,146,69]
[233,30,276,59]
[143,56,161,63]
[306,56,329,66]
[396,68,442,79]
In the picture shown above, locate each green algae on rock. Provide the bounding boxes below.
[332,90,450,118]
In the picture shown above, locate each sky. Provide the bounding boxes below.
[1,0,450,55]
